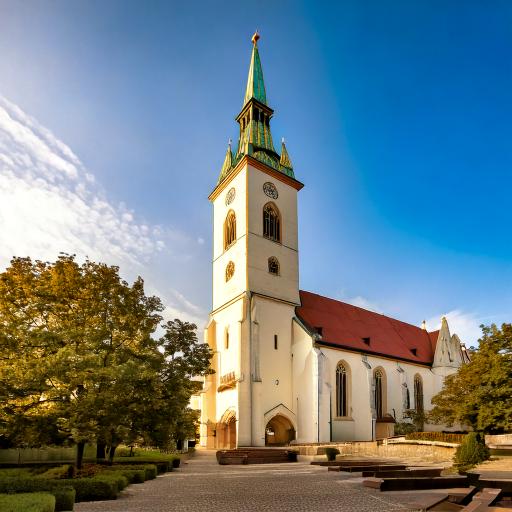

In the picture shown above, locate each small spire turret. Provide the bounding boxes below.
[218,140,234,184]
[279,138,294,177]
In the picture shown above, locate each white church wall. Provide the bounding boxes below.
[318,347,460,441]
[320,348,373,441]
[209,299,244,425]
[292,321,316,443]
[212,168,248,311]
[246,164,300,305]
[252,295,296,445]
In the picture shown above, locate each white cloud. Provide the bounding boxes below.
[0,95,205,324]
[336,289,382,313]
[425,310,482,347]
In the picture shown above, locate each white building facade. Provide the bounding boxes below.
[199,34,469,449]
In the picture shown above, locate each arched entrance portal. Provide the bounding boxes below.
[265,414,296,446]
[217,410,237,449]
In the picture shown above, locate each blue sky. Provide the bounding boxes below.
[0,0,511,345]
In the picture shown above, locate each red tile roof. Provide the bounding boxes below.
[296,290,439,365]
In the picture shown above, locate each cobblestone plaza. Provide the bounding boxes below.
[75,450,416,512]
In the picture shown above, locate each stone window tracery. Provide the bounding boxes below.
[224,210,236,250]
[268,256,280,275]
[414,374,424,413]
[374,369,385,419]
[263,203,281,243]
[336,362,349,417]
[225,261,235,282]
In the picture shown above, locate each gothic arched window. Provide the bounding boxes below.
[374,369,385,419]
[263,203,281,243]
[225,261,235,282]
[414,374,424,413]
[268,256,280,276]
[336,362,349,417]
[224,210,236,250]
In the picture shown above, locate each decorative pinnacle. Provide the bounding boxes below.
[252,31,260,46]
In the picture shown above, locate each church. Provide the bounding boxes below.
[199,33,469,449]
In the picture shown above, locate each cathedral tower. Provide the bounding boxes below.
[201,33,303,448]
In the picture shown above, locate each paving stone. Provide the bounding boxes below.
[74,449,420,511]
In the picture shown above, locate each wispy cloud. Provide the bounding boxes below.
[336,289,382,313]
[0,95,204,324]
[425,310,483,347]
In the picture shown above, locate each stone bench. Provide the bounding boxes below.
[328,464,407,473]
[361,467,443,478]
[363,475,469,491]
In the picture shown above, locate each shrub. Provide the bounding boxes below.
[454,432,490,473]
[101,464,158,481]
[103,468,146,484]
[38,465,74,480]
[405,432,466,444]
[394,421,417,436]
[113,459,171,474]
[115,447,138,457]
[0,480,75,511]
[71,477,119,501]
[0,492,56,512]
[324,448,340,461]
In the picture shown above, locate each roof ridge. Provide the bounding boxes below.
[299,289,429,334]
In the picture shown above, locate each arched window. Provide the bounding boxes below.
[263,203,281,243]
[374,369,385,419]
[414,374,424,413]
[224,210,236,250]
[225,261,235,282]
[268,256,280,275]
[336,362,349,417]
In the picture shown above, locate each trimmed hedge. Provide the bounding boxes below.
[0,480,75,512]
[113,459,172,474]
[103,464,157,481]
[0,493,56,512]
[405,432,466,444]
[0,473,129,505]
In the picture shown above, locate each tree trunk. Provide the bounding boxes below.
[96,442,106,461]
[108,444,117,465]
[76,441,86,470]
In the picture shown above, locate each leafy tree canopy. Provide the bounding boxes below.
[0,255,213,466]
[429,323,512,434]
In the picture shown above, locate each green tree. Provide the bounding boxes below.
[0,256,212,467]
[429,323,512,434]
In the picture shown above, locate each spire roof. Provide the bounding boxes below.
[218,141,234,184]
[243,32,267,106]
[215,33,298,185]
[279,139,293,170]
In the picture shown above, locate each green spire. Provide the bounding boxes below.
[218,140,234,184]
[243,32,267,106]
[215,33,298,185]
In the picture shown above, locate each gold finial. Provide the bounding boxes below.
[252,31,260,46]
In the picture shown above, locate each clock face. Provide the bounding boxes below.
[263,182,278,199]
[225,187,236,206]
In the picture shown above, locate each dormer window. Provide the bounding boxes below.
[410,348,417,356]
[362,337,370,345]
